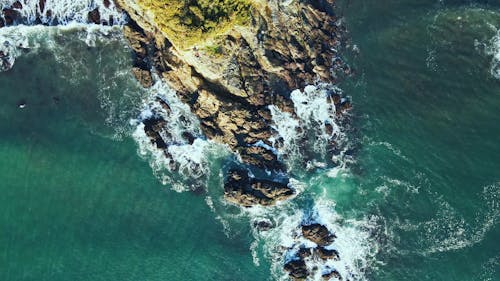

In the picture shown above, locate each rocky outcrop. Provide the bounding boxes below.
[224,168,294,207]
[283,223,343,280]
[302,223,337,246]
[115,0,352,206]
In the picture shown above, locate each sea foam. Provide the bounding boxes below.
[269,84,351,173]
[131,79,229,192]
[0,0,125,25]
[485,28,500,80]
[241,196,377,281]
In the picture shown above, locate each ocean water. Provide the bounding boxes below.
[0,1,499,281]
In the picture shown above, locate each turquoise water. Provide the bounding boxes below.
[0,26,267,281]
[0,1,499,280]
[339,0,500,280]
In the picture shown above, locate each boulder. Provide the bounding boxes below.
[2,8,21,25]
[132,67,153,88]
[253,219,273,231]
[143,117,168,149]
[315,247,340,261]
[322,270,342,280]
[302,224,336,246]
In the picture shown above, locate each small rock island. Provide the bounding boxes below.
[114,0,351,208]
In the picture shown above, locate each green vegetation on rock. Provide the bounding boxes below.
[136,0,254,49]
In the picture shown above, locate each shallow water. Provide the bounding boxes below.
[0,0,499,280]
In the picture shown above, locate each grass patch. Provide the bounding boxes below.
[136,0,254,49]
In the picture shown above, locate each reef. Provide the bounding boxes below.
[114,0,351,208]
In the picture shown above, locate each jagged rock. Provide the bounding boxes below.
[193,90,220,119]
[123,24,148,58]
[155,97,171,113]
[302,224,336,246]
[297,247,313,259]
[284,259,308,281]
[322,269,342,280]
[132,67,153,88]
[115,0,350,206]
[143,117,168,149]
[39,0,46,12]
[2,8,21,25]
[315,247,340,261]
[12,1,22,9]
[87,8,100,24]
[224,168,294,207]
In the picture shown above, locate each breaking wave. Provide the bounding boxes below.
[131,79,229,192]
[0,0,125,71]
[485,28,500,80]
[0,23,144,139]
[1,2,378,280]
[0,0,125,25]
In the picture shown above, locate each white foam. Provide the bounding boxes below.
[131,79,229,192]
[485,28,500,80]
[0,20,123,71]
[235,193,377,281]
[269,84,349,172]
[0,0,126,26]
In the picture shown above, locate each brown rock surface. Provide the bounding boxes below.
[224,168,294,207]
[115,0,351,206]
[302,223,336,246]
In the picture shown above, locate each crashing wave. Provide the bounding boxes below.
[0,23,142,140]
[0,0,125,26]
[0,0,125,72]
[269,84,352,173]
[131,79,229,192]
[485,28,500,80]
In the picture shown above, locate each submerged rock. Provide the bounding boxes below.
[253,219,274,231]
[116,0,352,206]
[316,247,340,261]
[132,67,153,88]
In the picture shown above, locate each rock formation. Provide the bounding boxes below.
[302,223,337,246]
[0,0,352,207]
[114,0,351,207]
[0,0,117,26]
[283,223,343,280]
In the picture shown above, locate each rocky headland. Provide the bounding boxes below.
[113,0,351,208]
